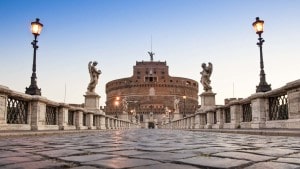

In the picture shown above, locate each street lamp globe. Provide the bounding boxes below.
[252,17,264,35]
[31,18,43,36]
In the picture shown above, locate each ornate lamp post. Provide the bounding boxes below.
[114,96,120,118]
[168,109,171,122]
[183,95,186,117]
[25,18,43,95]
[252,17,271,92]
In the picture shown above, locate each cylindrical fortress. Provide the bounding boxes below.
[105,60,199,128]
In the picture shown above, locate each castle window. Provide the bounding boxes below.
[145,76,157,82]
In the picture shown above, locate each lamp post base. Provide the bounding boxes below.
[25,86,41,96]
[256,83,271,93]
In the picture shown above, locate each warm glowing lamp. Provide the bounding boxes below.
[252,17,264,35]
[31,18,43,36]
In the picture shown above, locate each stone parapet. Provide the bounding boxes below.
[0,85,139,131]
[160,79,300,130]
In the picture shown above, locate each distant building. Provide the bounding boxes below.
[105,54,199,128]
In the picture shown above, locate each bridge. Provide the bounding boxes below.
[1,80,300,168]
[1,79,300,131]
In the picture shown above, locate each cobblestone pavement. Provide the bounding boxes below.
[0,129,300,169]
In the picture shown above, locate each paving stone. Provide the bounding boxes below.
[0,159,71,169]
[171,149,207,155]
[70,166,99,169]
[36,149,84,157]
[83,157,160,168]
[242,148,299,157]
[0,155,43,166]
[131,163,201,169]
[1,129,300,168]
[131,152,197,162]
[0,150,31,158]
[85,147,131,153]
[136,147,182,152]
[287,153,300,158]
[214,151,276,162]
[274,157,300,165]
[59,154,118,163]
[197,147,238,154]
[244,161,300,169]
[105,150,148,156]
[177,156,251,168]
[66,145,97,150]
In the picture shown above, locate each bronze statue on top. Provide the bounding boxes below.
[200,62,213,92]
[148,51,154,61]
[87,61,102,93]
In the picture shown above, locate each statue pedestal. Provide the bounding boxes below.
[199,91,216,129]
[119,111,128,121]
[200,91,216,107]
[173,109,181,120]
[84,92,101,112]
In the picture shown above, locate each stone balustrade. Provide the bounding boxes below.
[0,85,139,131]
[160,79,300,129]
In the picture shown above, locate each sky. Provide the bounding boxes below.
[0,0,299,107]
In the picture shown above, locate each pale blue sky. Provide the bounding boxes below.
[0,0,299,106]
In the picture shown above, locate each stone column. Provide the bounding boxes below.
[114,119,117,129]
[180,120,183,129]
[199,114,206,128]
[86,112,94,129]
[145,119,149,129]
[110,119,114,129]
[0,94,7,125]
[31,97,46,130]
[206,111,214,129]
[190,116,195,129]
[106,117,110,129]
[288,87,300,119]
[58,104,68,130]
[75,110,83,130]
[216,108,224,129]
[251,93,267,129]
[194,113,200,129]
[116,120,119,129]
[230,102,242,129]
[98,115,106,129]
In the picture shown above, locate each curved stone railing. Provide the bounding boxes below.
[0,85,139,131]
[160,79,300,129]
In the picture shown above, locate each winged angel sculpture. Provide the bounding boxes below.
[87,61,102,93]
[200,62,213,92]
